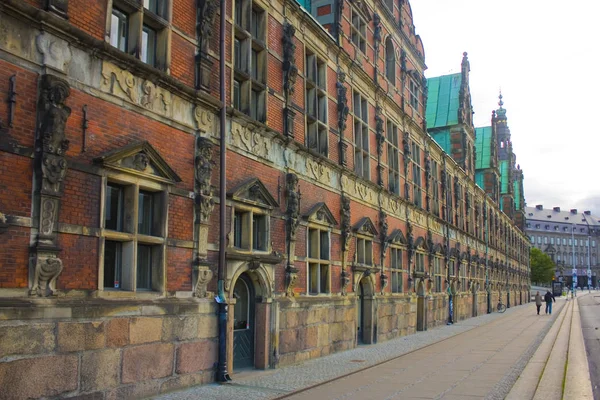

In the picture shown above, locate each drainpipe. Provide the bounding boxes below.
[216,0,231,383]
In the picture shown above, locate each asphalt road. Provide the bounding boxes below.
[578,294,600,399]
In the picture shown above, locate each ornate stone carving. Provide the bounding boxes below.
[379,210,388,256]
[306,158,331,184]
[141,80,172,113]
[195,0,218,90]
[282,22,298,100]
[285,264,299,296]
[341,195,352,252]
[30,256,63,296]
[400,49,407,73]
[337,71,350,166]
[285,173,300,242]
[406,221,414,269]
[380,272,388,294]
[231,124,270,159]
[341,268,350,296]
[375,106,385,157]
[194,106,214,133]
[101,63,138,104]
[36,32,72,73]
[373,13,382,68]
[193,264,214,298]
[195,137,215,223]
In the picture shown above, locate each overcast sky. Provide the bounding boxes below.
[410,0,600,215]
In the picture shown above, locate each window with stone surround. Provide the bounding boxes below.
[411,142,422,208]
[408,78,419,111]
[307,227,330,294]
[385,38,395,84]
[102,180,167,292]
[353,91,370,180]
[233,209,268,251]
[351,10,367,54]
[233,0,266,122]
[431,159,440,217]
[415,252,425,273]
[108,0,171,70]
[306,50,328,156]
[460,261,467,291]
[433,256,443,293]
[390,247,403,293]
[356,237,373,266]
[386,120,400,195]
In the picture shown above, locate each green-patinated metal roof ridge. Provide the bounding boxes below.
[475,126,492,170]
[426,73,462,129]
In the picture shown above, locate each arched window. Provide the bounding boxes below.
[385,38,395,83]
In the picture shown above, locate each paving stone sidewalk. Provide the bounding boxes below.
[154,301,562,400]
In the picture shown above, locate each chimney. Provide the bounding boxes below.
[553,207,561,212]
[585,210,591,215]
[535,205,543,210]
[570,209,577,214]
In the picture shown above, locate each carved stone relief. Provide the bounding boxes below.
[195,137,215,224]
[285,173,300,242]
[36,32,72,73]
[337,71,350,167]
[193,263,214,298]
[306,158,331,184]
[341,195,352,252]
[30,256,63,297]
[230,123,270,159]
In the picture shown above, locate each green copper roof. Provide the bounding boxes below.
[426,74,462,129]
[475,171,484,189]
[475,126,492,170]
[429,129,451,154]
[514,180,522,210]
[500,160,509,194]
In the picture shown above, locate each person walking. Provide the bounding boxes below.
[535,291,543,315]
[544,290,556,315]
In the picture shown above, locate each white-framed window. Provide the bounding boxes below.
[390,247,403,293]
[544,237,548,244]
[356,237,373,266]
[593,240,596,248]
[460,262,467,291]
[386,120,400,195]
[353,91,370,180]
[530,235,534,243]
[102,180,167,292]
[108,0,170,69]
[569,238,572,246]
[351,10,366,53]
[551,237,555,245]
[306,50,328,155]
[233,0,266,122]
[563,238,567,245]
[538,237,542,244]
[307,227,330,294]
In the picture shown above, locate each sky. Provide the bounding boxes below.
[410,0,600,215]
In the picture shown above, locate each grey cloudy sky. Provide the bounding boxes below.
[410,0,600,215]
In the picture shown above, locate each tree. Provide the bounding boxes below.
[530,248,555,285]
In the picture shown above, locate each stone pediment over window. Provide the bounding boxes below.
[304,202,337,226]
[432,243,443,254]
[353,217,378,236]
[544,244,556,253]
[387,229,406,245]
[414,236,428,251]
[228,178,278,209]
[95,141,181,184]
[348,0,372,21]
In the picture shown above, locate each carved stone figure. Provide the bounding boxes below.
[373,14,382,61]
[285,264,299,296]
[195,137,215,224]
[30,257,63,296]
[375,106,385,157]
[337,71,350,166]
[194,264,213,298]
[379,210,388,255]
[341,269,350,296]
[282,22,298,101]
[341,195,352,252]
[380,272,388,294]
[197,0,219,55]
[285,173,300,242]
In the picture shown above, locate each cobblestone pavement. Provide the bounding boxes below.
[154,301,564,400]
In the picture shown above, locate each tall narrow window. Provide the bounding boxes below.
[411,142,422,208]
[431,160,439,216]
[104,241,122,289]
[356,238,373,266]
[308,228,330,294]
[409,79,419,110]
[390,247,403,293]
[351,11,366,53]
[353,91,370,180]
[252,214,267,251]
[385,38,395,83]
[306,51,328,155]
[105,183,124,231]
[233,1,266,122]
[387,121,400,195]
[434,257,442,292]
[141,25,156,66]
[110,9,128,52]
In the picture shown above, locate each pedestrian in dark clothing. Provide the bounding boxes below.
[544,290,555,314]
[535,291,542,315]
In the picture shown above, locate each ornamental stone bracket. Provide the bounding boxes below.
[193,259,214,299]
[30,74,72,297]
[36,31,72,74]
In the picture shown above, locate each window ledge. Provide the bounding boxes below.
[96,290,164,300]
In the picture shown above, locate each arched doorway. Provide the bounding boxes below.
[233,273,255,370]
[416,279,427,331]
[357,276,374,344]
